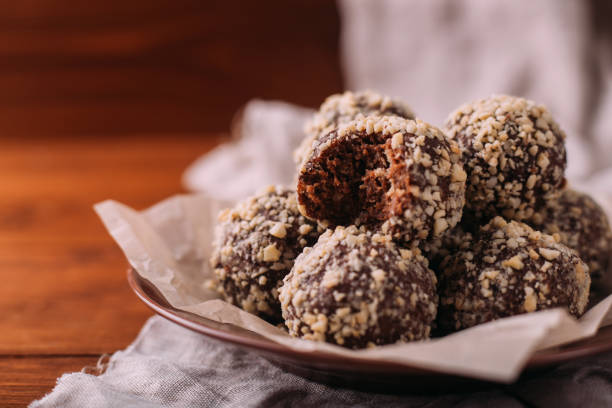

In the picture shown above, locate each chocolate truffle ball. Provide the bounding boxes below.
[279,226,438,348]
[438,217,590,333]
[294,90,415,166]
[529,189,612,283]
[297,116,466,246]
[210,185,322,322]
[445,95,567,220]
[420,224,474,273]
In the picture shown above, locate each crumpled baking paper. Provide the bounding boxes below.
[96,100,612,383]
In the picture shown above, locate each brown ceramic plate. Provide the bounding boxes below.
[127,268,612,393]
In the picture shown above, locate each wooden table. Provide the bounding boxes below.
[0,136,222,405]
[0,1,341,405]
[0,1,342,403]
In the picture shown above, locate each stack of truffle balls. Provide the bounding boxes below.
[211,91,612,349]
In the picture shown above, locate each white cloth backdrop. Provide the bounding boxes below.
[32,1,612,406]
[339,0,610,183]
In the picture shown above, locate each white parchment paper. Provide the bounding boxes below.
[96,100,612,383]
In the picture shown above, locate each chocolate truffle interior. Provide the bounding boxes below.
[299,131,410,225]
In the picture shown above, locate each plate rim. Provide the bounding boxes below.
[127,267,612,378]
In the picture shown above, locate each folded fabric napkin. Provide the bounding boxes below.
[31,316,612,408]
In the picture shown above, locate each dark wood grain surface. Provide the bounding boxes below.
[0,1,342,405]
[0,0,342,136]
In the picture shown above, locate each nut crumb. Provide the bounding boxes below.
[269,222,287,238]
[538,248,560,261]
[263,244,281,262]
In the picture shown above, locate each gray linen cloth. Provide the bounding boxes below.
[31,316,612,408]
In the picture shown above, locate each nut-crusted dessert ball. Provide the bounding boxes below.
[210,185,322,322]
[297,116,466,246]
[420,224,474,273]
[279,226,438,348]
[294,90,415,166]
[438,217,590,333]
[529,189,612,283]
[420,208,491,273]
[445,95,567,220]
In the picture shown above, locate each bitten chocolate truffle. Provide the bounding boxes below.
[445,95,567,220]
[294,90,415,166]
[529,189,612,283]
[210,185,322,322]
[297,116,466,246]
[279,226,438,348]
[438,217,590,333]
